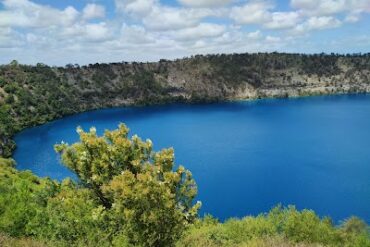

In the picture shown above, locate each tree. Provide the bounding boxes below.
[341,217,368,234]
[10,60,18,67]
[55,124,201,246]
[0,159,57,237]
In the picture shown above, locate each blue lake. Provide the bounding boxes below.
[14,94,370,222]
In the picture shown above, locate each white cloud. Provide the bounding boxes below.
[291,0,370,17]
[61,22,113,42]
[120,24,155,44]
[293,16,342,34]
[265,35,281,43]
[230,1,273,24]
[305,16,342,30]
[229,2,304,30]
[115,0,156,16]
[115,0,218,31]
[344,11,362,22]
[291,0,346,15]
[0,0,79,28]
[84,23,112,42]
[82,4,106,20]
[263,11,301,29]
[0,0,367,65]
[142,6,213,31]
[26,33,37,43]
[173,23,226,41]
[0,11,29,27]
[229,0,358,32]
[247,30,263,39]
[0,27,23,48]
[24,32,53,48]
[178,0,232,7]
[189,29,290,56]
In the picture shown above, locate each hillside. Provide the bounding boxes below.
[1,52,370,157]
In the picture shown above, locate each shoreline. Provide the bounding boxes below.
[8,87,370,160]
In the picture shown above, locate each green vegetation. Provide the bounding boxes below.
[0,125,201,246]
[54,124,200,246]
[179,209,370,247]
[0,125,369,247]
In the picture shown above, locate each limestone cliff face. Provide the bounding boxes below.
[57,53,370,106]
[1,52,370,157]
[0,136,14,157]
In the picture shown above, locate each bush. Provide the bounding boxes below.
[177,206,370,247]
[0,161,58,236]
[28,183,116,247]
[54,124,201,246]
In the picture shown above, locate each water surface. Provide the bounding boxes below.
[14,94,370,222]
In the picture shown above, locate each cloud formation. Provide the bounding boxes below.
[178,0,232,7]
[82,4,106,20]
[0,0,369,65]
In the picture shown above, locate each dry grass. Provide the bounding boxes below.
[177,235,326,247]
[0,233,47,247]
[238,237,325,247]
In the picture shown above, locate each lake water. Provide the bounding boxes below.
[14,94,370,222]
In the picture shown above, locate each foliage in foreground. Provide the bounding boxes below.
[0,125,369,247]
[178,210,370,247]
[0,124,200,246]
[53,124,200,246]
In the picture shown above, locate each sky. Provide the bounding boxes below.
[0,0,370,65]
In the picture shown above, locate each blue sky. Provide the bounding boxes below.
[0,0,370,65]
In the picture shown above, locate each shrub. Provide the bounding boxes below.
[54,124,201,246]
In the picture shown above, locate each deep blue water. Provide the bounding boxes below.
[14,94,370,222]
